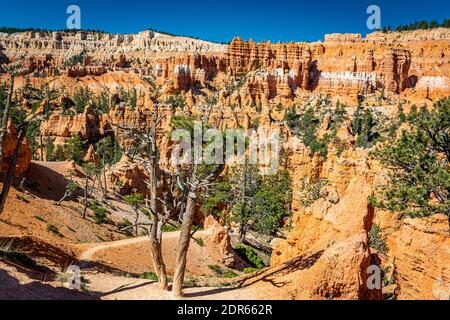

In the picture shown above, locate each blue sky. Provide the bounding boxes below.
[0,0,448,42]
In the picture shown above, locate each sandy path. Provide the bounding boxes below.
[78,231,209,261]
[83,273,263,300]
[79,236,150,261]
[73,231,266,299]
[0,259,263,300]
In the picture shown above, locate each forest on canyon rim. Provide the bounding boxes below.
[0,26,448,300]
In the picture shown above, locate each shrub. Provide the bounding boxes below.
[194,237,204,247]
[93,89,110,114]
[139,272,158,281]
[207,265,238,278]
[95,136,122,166]
[222,269,238,278]
[73,87,91,113]
[297,178,328,207]
[184,278,198,287]
[234,244,265,269]
[34,215,46,222]
[47,224,63,237]
[118,218,132,231]
[253,170,292,235]
[64,51,86,67]
[88,201,109,224]
[66,135,85,164]
[45,137,56,161]
[243,267,259,274]
[285,106,328,157]
[16,195,29,203]
[161,224,179,232]
[123,193,145,207]
[351,106,389,148]
[368,224,388,254]
[370,98,449,223]
[166,93,185,110]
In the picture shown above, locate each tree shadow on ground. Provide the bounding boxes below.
[22,162,78,201]
[0,236,76,272]
[0,260,98,300]
[234,250,324,288]
[182,286,239,298]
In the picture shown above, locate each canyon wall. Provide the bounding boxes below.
[225,29,449,101]
[2,28,448,102]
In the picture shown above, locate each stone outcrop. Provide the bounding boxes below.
[375,211,450,300]
[0,30,225,59]
[2,29,448,101]
[40,106,103,145]
[225,29,449,102]
[1,121,32,176]
[106,155,149,195]
[271,143,376,262]
[242,232,380,300]
[271,128,449,300]
[203,215,239,268]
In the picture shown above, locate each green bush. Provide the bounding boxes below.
[243,267,259,274]
[161,224,179,232]
[16,195,29,203]
[47,224,63,237]
[139,272,158,281]
[66,135,85,164]
[118,218,132,229]
[95,136,122,166]
[234,244,265,269]
[370,97,449,222]
[194,237,204,247]
[368,224,388,254]
[297,178,328,207]
[123,193,145,207]
[166,93,186,110]
[73,87,91,113]
[207,265,238,278]
[184,278,199,287]
[88,201,109,224]
[64,51,86,67]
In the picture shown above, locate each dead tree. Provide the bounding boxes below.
[0,121,29,214]
[172,165,218,296]
[110,84,179,290]
[57,181,79,205]
[81,163,97,219]
[0,96,47,216]
[0,71,15,167]
[172,95,223,297]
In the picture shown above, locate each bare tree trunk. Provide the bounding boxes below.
[149,218,167,289]
[148,169,168,289]
[97,171,106,201]
[172,193,196,296]
[0,76,14,167]
[147,102,168,290]
[103,163,108,199]
[239,222,247,243]
[83,177,88,219]
[39,134,44,161]
[57,190,71,205]
[0,123,28,215]
[134,209,140,236]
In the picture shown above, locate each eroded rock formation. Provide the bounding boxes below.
[1,121,32,176]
